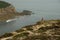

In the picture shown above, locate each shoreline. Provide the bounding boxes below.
[0,10,32,22]
[0,19,60,40]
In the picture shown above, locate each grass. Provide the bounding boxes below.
[24,33,60,40]
[0,1,10,8]
[24,34,49,40]
[13,32,29,40]
[14,32,29,37]
[15,29,25,33]
[24,25,33,31]
[37,25,60,33]
[0,20,60,40]
[0,33,13,38]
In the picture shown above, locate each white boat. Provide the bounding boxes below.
[6,19,16,22]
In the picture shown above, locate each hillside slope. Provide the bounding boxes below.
[0,20,60,40]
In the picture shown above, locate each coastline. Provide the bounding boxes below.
[0,19,60,40]
[0,1,32,22]
[0,10,32,22]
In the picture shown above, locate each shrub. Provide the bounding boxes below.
[15,29,24,33]
[0,33,13,38]
[0,1,10,8]
[13,32,29,39]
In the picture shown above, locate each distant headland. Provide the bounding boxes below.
[0,1,32,22]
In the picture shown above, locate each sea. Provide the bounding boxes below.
[0,0,60,35]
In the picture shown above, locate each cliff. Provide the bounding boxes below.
[0,1,18,21]
[0,1,32,22]
[0,6,16,14]
[0,20,60,40]
[0,1,16,14]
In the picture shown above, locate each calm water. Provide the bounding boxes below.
[0,0,60,35]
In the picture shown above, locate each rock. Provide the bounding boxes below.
[0,1,32,15]
[0,1,18,22]
[20,10,32,15]
[0,1,16,14]
[0,1,32,22]
[0,20,60,40]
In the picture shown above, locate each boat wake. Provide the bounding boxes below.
[6,19,16,22]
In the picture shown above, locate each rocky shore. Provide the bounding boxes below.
[0,20,60,40]
[0,1,60,40]
[0,1,32,22]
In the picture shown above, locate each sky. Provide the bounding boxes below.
[3,0,60,13]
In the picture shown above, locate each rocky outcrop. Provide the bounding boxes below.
[0,1,16,14]
[0,1,18,21]
[0,1,32,22]
[21,10,32,15]
[0,20,60,40]
[0,6,16,14]
[0,5,17,21]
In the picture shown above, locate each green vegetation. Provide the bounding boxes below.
[15,29,25,33]
[24,25,33,31]
[0,20,60,40]
[36,21,41,25]
[13,32,29,40]
[0,33,13,38]
[24,33,60,40]
[38,25,60,33]
[0,1,10,8]
[24,34,49,40]
[14,32,29,37]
